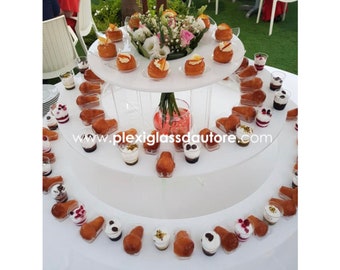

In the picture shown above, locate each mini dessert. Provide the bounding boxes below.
[119,142,139,165]
[45,112,58,130]
[50,183,68,202]
[76,94,100,110]
[128,13,141,29]
[79,109,105,126]
[270,72,285,90]
[279,186,298,207]
[84,69,105,84]
[116,53,137,72]
[105,218,123,241]
[240,77,263,92]
[292,171,298,188]
[183,140,201,163]
[215,115,240,134]
[105,23,123,42]
[263,204,281,225]
[238,65,258,81]
[256,108,272,127]
[214,226,239,252]
[234,218,253,242]
[143,130,160,155]
[247,215,268,237]
[199,128,220,151]
[254,52,268,71]
[115,128,138,145]
[43,152,56,163]
[123,226,144,255]
[215,23,233,41]
[173,230,195,258]
[173,132,186,152]
[286,108,298,121]
[232,106,256,123]
[51,199,79,219]
[69,204,87,226]
[269,198,297,216]
[80,131,97,153]
[234,57,249,74]
[152,227,171,251]
[156,151,175,177]
[213,42,233,63]
[77,56,89,73]
[43,156,52,176]
[59,71,75,90]
[51,103,69,124]
[240,89,266,107]
[198,13,210,28]
[43,175,63,193]
[273,89,290,110]
[79,81,102,95]
[92,118,118,136]
[147,58,169,79]
[201,231,221,256]
[236,124,253,146]
[43,135,51,153]
[43,128,58,141]
[80,216,105,242]
[97,37,117,59]
[184,54,205,76]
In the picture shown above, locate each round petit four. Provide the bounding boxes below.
[80,132,97,153]
[116,53,137,72]
[43,135,51,153]
[213,42,233,64]
[256,108,272,128]
[184,54,205,76]
[263,204,281,225]
[215,23,232,41]
[147,58,169,79]
[234,218,253,242]
[235,124,253,146]
[50,183,68,202]
[201,231,221,256]
[59,71,75,90]
[152,227,171,250]
[97,37,117,60]
[45,112,58,130]
[119,143,139,165]
[105,23,123,42]
[51,103,69,124]
[273,89,290,110]
[183,140,201,163]
[105,218,123,241]
[69,204,87,226]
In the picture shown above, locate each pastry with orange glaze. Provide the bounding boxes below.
[116,53,137,72]
[79,109,105,126]
[198,13,210,28]
[76,95,100,109]
[184,54,205,76]
[240,90,266,107]
[105,23,123,42]
[43,127,58,141]
[173,230,194,258]
[128,13,140,29]
[123,226,144,255]
[279,186,298,207]
[240,77,263,92]
[143,130,160,154]
[286,108,298,120]
[43,152,56,163]
[51,199,78,219]
[92,118,118,136]
[213,42,233,63]
[147,58,169,79]
[235,57,249,74]
[247,215,268,237]
[214,226,239,252]
[97,37,117,59]
[215,23,233,41]
[84,69,105,84]
[232,106,256,123]
[216,115,240,134]
[79,81,102,95]
[115,128,138,145]
[269,198,297,216]
[156,151,175,178]
[238,65,258,81]
[43,175,63,193]
[199,128,220,151]
[80,216,105,242]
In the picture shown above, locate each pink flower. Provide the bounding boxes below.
[180,29,195,47]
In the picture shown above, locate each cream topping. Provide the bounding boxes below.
[201,231,221,253]
[154,59,169,71]
[188,54,203,65]
[105,218,122,238]
[119,143,139,163]
[183,142,201,159]
[218,42,232,52]
[234,219,253,239]
[50,184,67,201]
[263,204,281,223]
[256,108,272,123]
[236,125,253,143]
[118,53,131,63]
[274,90,289,105]
[80,133,97,149]
[153,227,170,249]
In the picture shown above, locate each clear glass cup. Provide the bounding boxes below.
[76,56,89,74]
[254,52,268,71]
[273,89,291,110]
[59,70,75,90]
[270,70,286,91]
[43,156,52,176]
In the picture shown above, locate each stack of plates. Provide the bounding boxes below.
[43,84,60,116]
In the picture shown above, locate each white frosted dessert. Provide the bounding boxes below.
[60,71,75,90]
[263,204,281,225]
[105,218,123,241]
[80,132,97,153]
[236,124,253,146]
[254,53,268,70]
[43,135,51,153]
[273,90,290,110]
[152,227,170,250]
[51,103,69,124]
[292,171,298,188]
[183,141,201,163]
[45,112,58,130]
[201,231,221,256]
[42,159,52,176]
[119,143,139,165]
[69,204,87,226]
[256,108,272,128]
[50,183,68,202]
[270,75,284,90]
[234,218,253,242]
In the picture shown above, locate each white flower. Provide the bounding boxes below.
[143,36,160,56]
[152,45,170,59]
[132,28,147,43]
[194,18,206,31]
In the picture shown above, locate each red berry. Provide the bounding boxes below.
[244,219,250,226]
[238,218,243,223]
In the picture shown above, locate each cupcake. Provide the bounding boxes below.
[105,218,123,241]
[152,227,171,251]
[80,132,97,153]
[69,204,87,226]
[50,183,68,202]
[43,135,51,153]
[263,204,281,225]
[234,218,253,242]
[201,231,221,256]
[254,53,268,71]
[45,112,58,130]
[51,103,69,124]
[273,89,290,110]
[119,142,139,165]
[235,124,253,146]
[256,108,272,128]
[183,141,201,164]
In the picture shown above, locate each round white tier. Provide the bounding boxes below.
[87,27,246,92]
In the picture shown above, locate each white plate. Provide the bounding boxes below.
[43,84,59,103]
